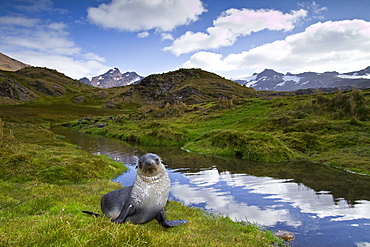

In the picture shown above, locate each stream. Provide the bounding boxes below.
[52,126,370,247]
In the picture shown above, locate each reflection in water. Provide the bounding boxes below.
[171,170,301,226]
[52,127,370,247]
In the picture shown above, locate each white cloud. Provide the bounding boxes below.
[15,0,68,14]
[183,19,370,75]
[161,33,174,41]
[0,16,109,79]
[10,51,109,79]
[164,8,308,56]
[15,0,53,13]
[137,31,150,38]
[0,16,39,27]
[183,52,234,71]
[87,0,206,32]
[82,52,106,63]
[298,1,328,20]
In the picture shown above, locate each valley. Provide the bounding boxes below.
[1,65,370,246]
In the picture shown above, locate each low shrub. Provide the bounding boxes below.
[184,129,304,162]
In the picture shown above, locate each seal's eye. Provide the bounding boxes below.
[154,158,160,164]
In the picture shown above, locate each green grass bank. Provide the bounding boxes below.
[66,90,370,175]
[0,103,284,246]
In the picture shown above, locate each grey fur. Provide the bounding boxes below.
[100,153,187,227]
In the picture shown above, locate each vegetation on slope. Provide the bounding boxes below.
[67,88,370,175]
[0,113,283,246]
[0,67,285,246]
[0,67,131,106]
[1,65,370,245]
[105,68,258,108]
[183,130,304,162]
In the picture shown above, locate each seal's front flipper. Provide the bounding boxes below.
[112,204,135,224]
[155,208,188,228]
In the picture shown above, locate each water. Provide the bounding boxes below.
[52,127,370,247]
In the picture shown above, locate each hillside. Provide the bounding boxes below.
[0,71,37,103]
[1,67,258,108]
[110,68,258,108]
[0,52,29,71]
[0,67,130,105]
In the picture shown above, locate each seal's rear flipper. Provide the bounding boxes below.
[155,209,188,228]
[82,211,101,217]
[163,219,188,227]
[112,204,135,224]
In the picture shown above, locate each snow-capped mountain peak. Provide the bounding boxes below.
[79,68,143,88]
[233,67,370,91]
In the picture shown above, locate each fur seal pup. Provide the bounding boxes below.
[84,153,187,228]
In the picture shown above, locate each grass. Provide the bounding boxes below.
[0,102,285,246]
[1,181,280,246]
[2,67,370,245]
[183,130,304,162]
[65,89,370,175]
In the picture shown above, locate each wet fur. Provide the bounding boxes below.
[83,153,187,228]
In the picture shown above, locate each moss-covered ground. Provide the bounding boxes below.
[67,89,370,175]
[0,103,284,246]
[2,65,370,245]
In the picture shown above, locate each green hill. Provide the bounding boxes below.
[108,68,258,108]
[0,67,131,105]
[1,67,257,108]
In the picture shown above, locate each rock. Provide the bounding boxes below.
[273,230,295,241]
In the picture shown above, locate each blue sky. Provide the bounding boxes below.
[1,0,370,79]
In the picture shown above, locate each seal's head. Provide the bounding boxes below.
[137,153,165,177]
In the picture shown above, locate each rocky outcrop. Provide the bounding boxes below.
[0,72,35,101]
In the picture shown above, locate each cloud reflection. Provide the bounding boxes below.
[170,166,370,228]
[171,170,301,226]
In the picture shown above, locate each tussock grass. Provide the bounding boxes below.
[2,71,370,244]
[0,103,284,247]
[184,129,304,162]
[1,176,282,247]
[0,127,126,185]
[65,89,370,174]
[311,146,370,175]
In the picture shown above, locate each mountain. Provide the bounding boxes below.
[79,68,143,88]
[1,67,257,108]
[234,67,370,91]
[0,67,110,104]
[108,68,257,107]
[0,52,30,71]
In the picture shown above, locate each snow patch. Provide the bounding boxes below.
[283,75,301,83]
[337,74,370,79]
[245,81,258,87]
[355,242,370,247]
[259,76,268,81]
[301,81,309,85]
[276,82,286,87]
[131,76,141,84]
